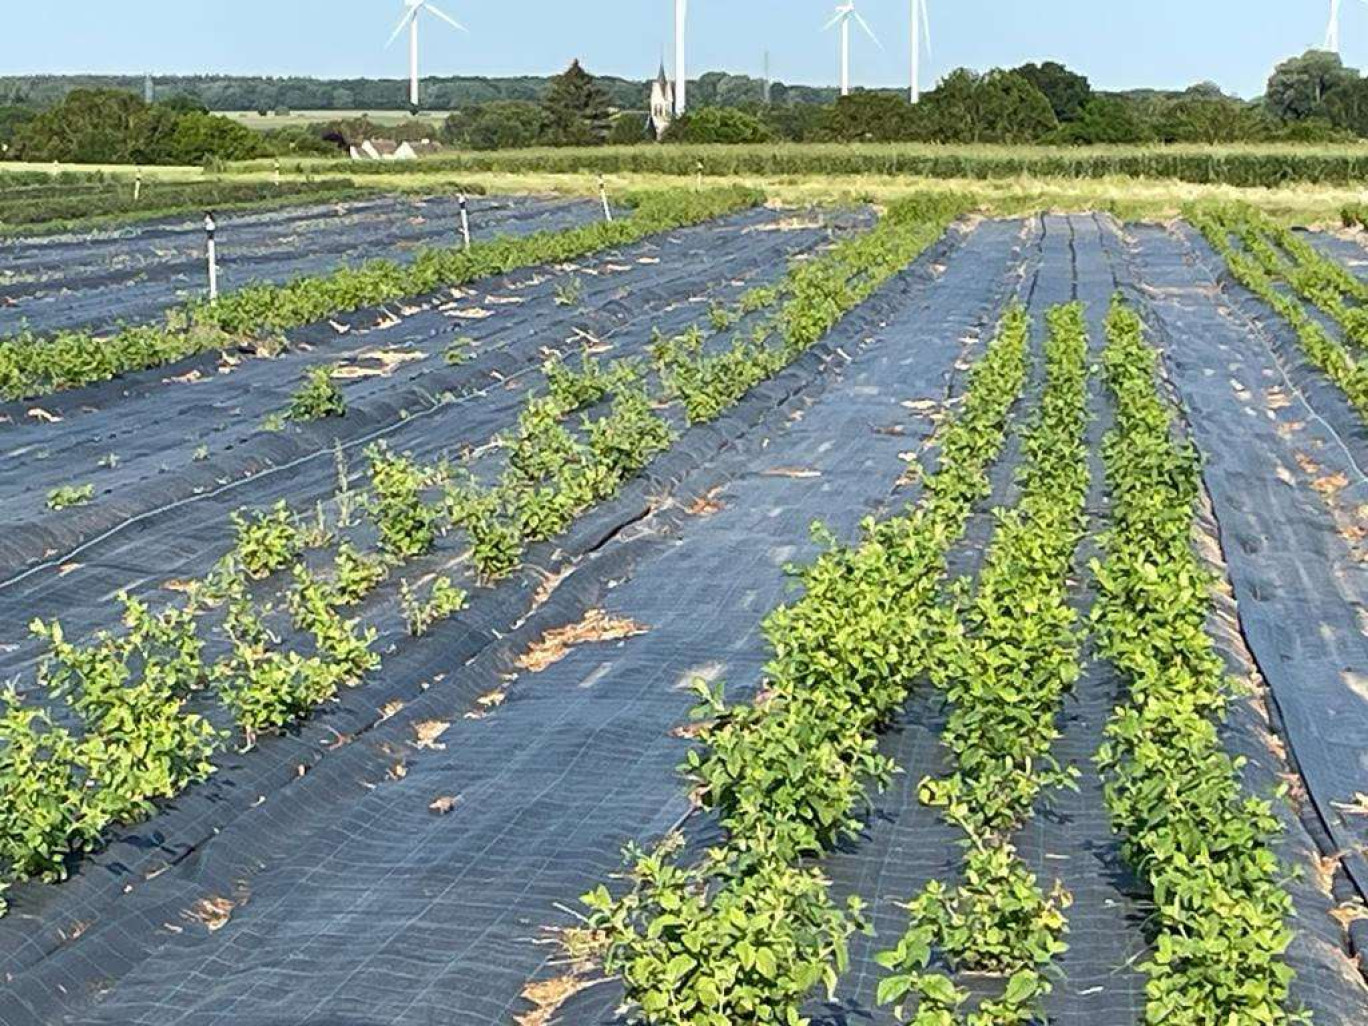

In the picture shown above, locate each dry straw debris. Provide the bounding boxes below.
[516,610,648,673]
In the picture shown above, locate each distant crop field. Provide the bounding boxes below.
[250,139,1368,188]
[224,109,449,130]
[0,176,368,234]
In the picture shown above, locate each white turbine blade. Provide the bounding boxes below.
[385,9,416,48]
[920,0,932,54]
[852,9,883,49]
[422,2,467,31]
[822,9,846,31]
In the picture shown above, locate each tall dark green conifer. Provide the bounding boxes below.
[541,60,613,146]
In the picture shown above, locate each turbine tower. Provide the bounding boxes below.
[910,0,932,102]
[675,0,688,115]
[387,0,466,111]
[824,1,880,97]
[1328,0,1343,51]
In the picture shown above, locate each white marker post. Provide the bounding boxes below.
[204,212,219,302]
[273,158,281,187]
[133,169,143,203]
[695,160,704,191]
[599,174,613,223]
[458,193,471,251]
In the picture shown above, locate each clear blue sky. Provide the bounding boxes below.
[3,0,1355,99]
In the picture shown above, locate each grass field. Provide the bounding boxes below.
[223,109,449,130]
[0,161,203,181]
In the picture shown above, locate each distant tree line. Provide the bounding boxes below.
[1,90,334,164]
[657,54,1368,147]
[6,50,1368,165]
[395,52,1368,150]
[0,72,836,116]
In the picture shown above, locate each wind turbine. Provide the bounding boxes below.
[1328,0,1344,51]
[823,1,881,97]
[675,0,688,115]
[910,0,931,102]
[386,0,466,111]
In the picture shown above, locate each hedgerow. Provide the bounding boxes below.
[568,304,1030,1024]
[0,186,764,401]
[270,142,1368,189]
[1092,299,1302,1024]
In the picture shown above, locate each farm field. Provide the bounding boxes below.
[224,108,451,130]
[3,178,1368,1026]
[0,192,594,336]
[0,174,376,237]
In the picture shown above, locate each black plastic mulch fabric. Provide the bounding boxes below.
[7,212,1368,1026]
[0,216,1029,1026]
[0,207,844,688]
[0,194,596,336]
[1117,219,1368,1019]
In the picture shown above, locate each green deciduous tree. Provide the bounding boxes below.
[11,88,145,163]
[918,69,1058,143]
[9,88,264,164]
[1054,97,1151,144]
[1013,61,1093,122]
[1265,49,1358,120]
[1321,77,1368,136]
[444,100,546,150]
[1156,96,1266,143]
[664,106,774,144]
[812,92,918,142]
[607,112,650,145]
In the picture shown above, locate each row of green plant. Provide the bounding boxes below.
[0,169,124,188]
[0,186,764,401]
[566,304,1032,1025]
[1092,299,1302,1024]
[425,193,968,581]
[1188,202,1368,416]
[0,177,368,235]
[0,463,481,893]
[268,142,1368,188]
[1219,205,1368,349]
[877,302,1092,1024]
[655,193,968,425]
